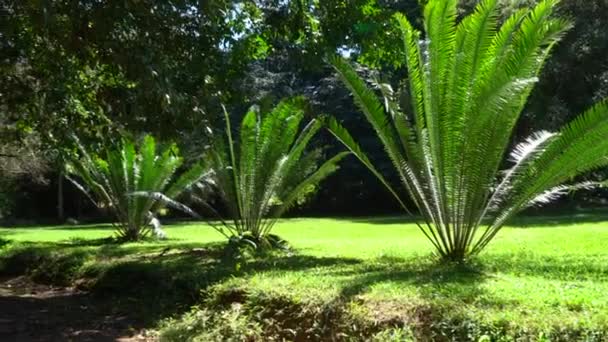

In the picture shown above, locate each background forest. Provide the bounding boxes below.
[2,0,608,222]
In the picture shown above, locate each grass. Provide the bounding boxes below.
[1,215,607,341]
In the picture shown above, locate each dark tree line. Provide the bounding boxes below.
[1,0,607,221]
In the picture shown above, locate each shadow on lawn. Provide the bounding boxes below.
[345,210,608,228]
[481,252,608,281]
[0,231,14,248]
[507,212,608,227]
[86,250,363,330]
[335,257,487,301]
[0,239,362,325]
[327,251,607,317]
[0,282,144,341]
[4,233,607,340]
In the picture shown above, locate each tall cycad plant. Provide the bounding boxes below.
[67,135,204,241]
[329,0,608,261]
[195,99,348,249]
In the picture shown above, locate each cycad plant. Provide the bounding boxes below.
[67,135,204,241]
[194,98,348,249]
[329,0,608,261]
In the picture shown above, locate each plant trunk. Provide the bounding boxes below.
[57,170,65,223]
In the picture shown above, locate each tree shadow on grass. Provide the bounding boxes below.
[344,210,608,228]
[4,239,604,341]
[333,256,487,301]
[506,212,608,228]
[0,230,16,236]
[480,252,608,281]
[329,251,608,332]
[60,237,118,246]
[74,250,364,332]
[1,223,114,231]
[0,238,363,332]
[0,233,11,249]
[345,215,421,225]
[0,283,141,341]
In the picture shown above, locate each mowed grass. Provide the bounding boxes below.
[1,215,608,340]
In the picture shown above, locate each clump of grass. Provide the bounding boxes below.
[162,282,608,341]
[158,306,263,342]
[369,328,415,342]
[0,242,81,283]
[161,286,373,341]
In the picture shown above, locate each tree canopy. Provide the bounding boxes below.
[1,0,607,220]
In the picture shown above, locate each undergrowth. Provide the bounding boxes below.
[1,218,608,341]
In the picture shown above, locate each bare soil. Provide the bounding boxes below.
[0,277,155,342]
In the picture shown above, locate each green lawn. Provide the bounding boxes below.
[1,216,607,341]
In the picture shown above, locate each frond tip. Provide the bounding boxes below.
[509,130,556,163]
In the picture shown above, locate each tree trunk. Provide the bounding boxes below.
[57,170,64,222]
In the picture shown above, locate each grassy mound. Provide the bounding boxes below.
[1,217,608,340]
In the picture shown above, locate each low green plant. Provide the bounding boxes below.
[67,135,204,241]
[370,328,415,342]
[194,98,348,250]
[158,306,263,342]
[329,0,608,261]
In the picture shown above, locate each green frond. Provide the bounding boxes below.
[67,134,202,241]
[326,117,409,212]
[130,191,201,219]
[334,0,594,260]
[394,13,426,131]
[507,101,608,212]
[165,162,209,199]
[196,101,349,245]
[266,151,350,230]
[329,56,409,184]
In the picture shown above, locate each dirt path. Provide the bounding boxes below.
[0,277,154,342]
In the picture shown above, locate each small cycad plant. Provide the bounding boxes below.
[193,98,348,250]
[67,135,204,241]
[329,0,608,261]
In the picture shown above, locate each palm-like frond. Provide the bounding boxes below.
[196,98,347,247]
[67,135,203,241]
[330,0,608,260]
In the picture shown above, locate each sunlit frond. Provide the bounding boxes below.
[67,135,201,241]
[331,0,608,261]
[194,99,348,249]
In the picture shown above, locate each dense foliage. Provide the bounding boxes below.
[1,0,607,220]
[330,0,608,260]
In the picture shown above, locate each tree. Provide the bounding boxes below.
[329,0,608,261]
[0,130,49,219]
[67,135,204,241]
[1,0,270,142]
[193,98,348,249]
[1,0,270,221]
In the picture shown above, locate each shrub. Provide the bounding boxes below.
[329,0,608,261]
[67,135,204,241]
[194,98,348,250]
